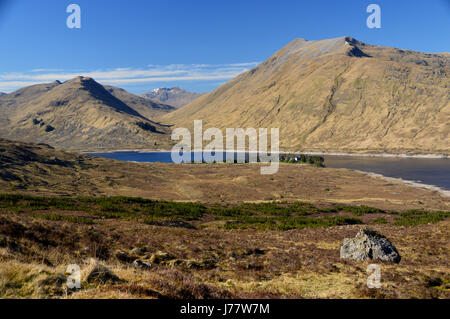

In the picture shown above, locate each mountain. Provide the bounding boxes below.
[140,87,204,108]
[0,92,6,97]
[163,36,450,154]
[104,85,175,119]
[0,76,173,151]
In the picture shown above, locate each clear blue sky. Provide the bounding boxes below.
[0,0,449,93]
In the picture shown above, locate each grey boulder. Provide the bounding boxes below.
[340,229,401,263]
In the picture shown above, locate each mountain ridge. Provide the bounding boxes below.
[163,36,450,154]
[0,76,173,151]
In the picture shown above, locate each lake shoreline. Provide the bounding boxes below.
[81,149,449,159]
[357,170,450,198]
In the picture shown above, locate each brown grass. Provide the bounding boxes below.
[0,206,448,299]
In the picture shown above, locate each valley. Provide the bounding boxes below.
[0,35,448,300]
[0,138,448,299]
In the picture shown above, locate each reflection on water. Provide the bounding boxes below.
[87,151,450,190]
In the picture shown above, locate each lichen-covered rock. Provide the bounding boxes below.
[340,229,401,263]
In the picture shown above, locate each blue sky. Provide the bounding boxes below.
[0,0,449,93]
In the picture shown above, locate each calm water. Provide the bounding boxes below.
[324,155,450,190]
[87,151,450,190]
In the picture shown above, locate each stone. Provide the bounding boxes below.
[340,229,401,263]
[132,259,152,270]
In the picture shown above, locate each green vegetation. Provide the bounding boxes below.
[279,154,325,167]
[319,205,385,216]
[0,194,87,212]
[371,217,388,224]
[0,194,448,230]
[223,215,362,231]
[393,210,450,226]
[188,153,325,167]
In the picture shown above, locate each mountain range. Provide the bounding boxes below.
[140,87,204,108]
[163,36,449,154]
[0,36,448,154]
[0,76,173,151]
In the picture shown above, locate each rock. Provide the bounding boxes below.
[132,259,152,270]
[340,229,401,263]
[85,261,121,284]
[185,259,217,270]
[149,251,175,264]
[168,258,216,270]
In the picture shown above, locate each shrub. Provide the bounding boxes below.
[394,211,450,226]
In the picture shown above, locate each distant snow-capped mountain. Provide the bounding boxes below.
[140,87,204,108]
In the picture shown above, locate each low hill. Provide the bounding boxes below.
[0,77,173,151]
[163,37,450,154]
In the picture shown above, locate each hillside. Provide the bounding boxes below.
[104,85,175,119]
[141,87,204,108]
[163,37,450,154]
[0,77,173,151]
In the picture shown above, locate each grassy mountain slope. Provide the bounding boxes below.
[163,37,450,154]
[0,77,173,151]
